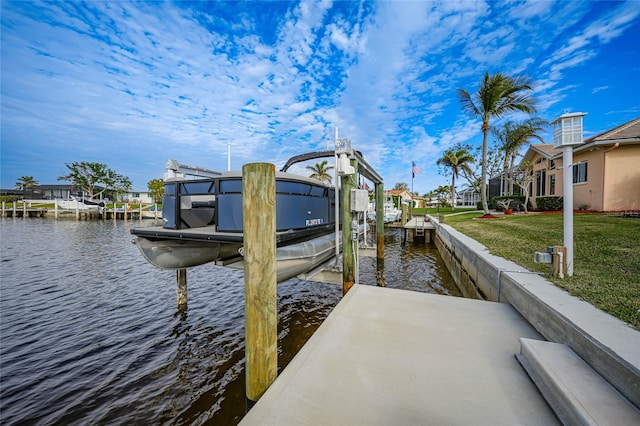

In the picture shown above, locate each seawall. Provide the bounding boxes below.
[431,215,640,409]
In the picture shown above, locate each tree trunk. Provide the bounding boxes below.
[450,175,456,212]
[481,124,490,215]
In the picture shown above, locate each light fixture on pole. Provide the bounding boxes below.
[551,111,587,277]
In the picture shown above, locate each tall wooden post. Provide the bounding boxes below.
[54,199,58,219]
[375,183,384,262]
[341,157,358,294]
[176,268,187,310]
[1,201,5,218]
[243,162,277,407]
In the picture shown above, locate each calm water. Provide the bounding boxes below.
[0,218,458,425]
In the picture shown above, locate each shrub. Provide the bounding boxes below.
[536,196,563,211]
[491,195,525,211]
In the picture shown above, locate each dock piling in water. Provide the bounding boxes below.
[242,162,277,406]
[176,268,187,310]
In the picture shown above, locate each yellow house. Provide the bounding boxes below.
[520,117,640,212]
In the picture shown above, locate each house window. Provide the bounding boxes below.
[573,162,588,184]
[132,193,140,198]
[536,170,546,196]
[549,175,556,195]
[550,160,556,170]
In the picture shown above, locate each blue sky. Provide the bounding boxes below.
[2,1,639,194]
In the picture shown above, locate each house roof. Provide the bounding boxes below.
[521,143,561,163]
[385,189,412,196]
[521,116,640,163]
[575,116,640,153]
[584,117,640,143]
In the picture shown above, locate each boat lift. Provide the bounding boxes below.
[281,142,385,294]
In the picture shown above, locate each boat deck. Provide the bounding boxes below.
[240,284,559,425]
[131,224,336,245]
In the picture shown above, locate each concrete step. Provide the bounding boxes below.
[516,338,640,425]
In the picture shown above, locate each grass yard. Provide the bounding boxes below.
[440,212,640,329]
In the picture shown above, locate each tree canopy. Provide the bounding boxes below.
[437,146,475,211]
[458,71,536,215]
[492,117,547,195]
[15,176,38,191]
[147,178,164,203]
[58,162,132,199]
[306,160,334,183]
[394,182,409,191]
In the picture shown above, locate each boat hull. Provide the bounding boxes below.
[134,237,241,270]
[133,231,338,282]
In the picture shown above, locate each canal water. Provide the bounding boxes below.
[0,218,459,425]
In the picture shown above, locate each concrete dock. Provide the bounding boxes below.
[240,284,559,425]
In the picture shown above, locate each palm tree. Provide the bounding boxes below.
[306,160,334,184]
[15,176,38,192]
[436,147,475,212]
[493,117,547,195]
[458,72,536,215]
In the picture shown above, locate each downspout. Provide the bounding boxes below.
[602,143,619,211]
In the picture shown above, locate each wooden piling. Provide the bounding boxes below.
[1,201,5,217]
[176,268,187,309]
[375,183,384,262]
[341,157,358,295]
[243,162,277,406]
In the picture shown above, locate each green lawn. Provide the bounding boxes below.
[439,212,640,329]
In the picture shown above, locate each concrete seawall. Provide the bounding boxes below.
[431,215,640,409]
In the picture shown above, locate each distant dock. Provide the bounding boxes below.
[1,201,161,221]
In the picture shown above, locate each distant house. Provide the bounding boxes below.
[385,189,422,208]
[21,185,156,204]
[457,186,481,207]
[411,193,425,208]
[519,117,640,212]
[124,191,155,204]
[23,184,110,200]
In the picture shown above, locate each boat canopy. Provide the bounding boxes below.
[280,150,383,185]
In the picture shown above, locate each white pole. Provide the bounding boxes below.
[563,146,574,276]
[54,199,58,219]
[334,127,340,265]
[227,142,231,171]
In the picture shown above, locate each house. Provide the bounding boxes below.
[519,117,640,212]
[385,189,418,207]
[124,191,155,204]
[457,186,481,207]
[410,193,425,208]
[23,184,111,200]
